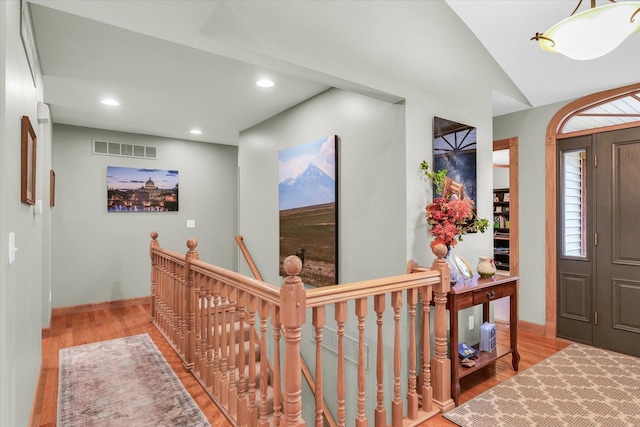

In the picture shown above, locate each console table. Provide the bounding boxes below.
[446,274,520,405]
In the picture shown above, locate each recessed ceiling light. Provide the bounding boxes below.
[101,99,119,106]
[256,79,275,88]
[190,129,202,135]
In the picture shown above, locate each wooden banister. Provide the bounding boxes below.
[151,231,451,426]
[235,235,264,282]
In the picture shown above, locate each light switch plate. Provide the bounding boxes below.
[8,232,17,265]
[187,220,195,228]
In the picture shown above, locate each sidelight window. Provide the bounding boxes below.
[561,150,587,257]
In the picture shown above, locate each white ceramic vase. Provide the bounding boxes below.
[477,256,496,277]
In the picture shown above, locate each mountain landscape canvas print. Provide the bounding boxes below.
[279,135,338,287]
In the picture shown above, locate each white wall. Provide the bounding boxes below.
[0,1,49,425]
[239,88,407,284]
[493,100,570,324]
[493,167,509,190]
[51,124,239,307]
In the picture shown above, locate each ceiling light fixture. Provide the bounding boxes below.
[256,79,275,88]
[100,98,119,106]
[190,129,202,135]
[531,0,640,60]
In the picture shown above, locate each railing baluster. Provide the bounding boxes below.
[407,288,418,419]
[355,298,368,427]
[247,295,258,425]
[374,294,386,427]
[206,279,214,389]
[150,232,159,322]
[237,291,248,426]
[335,301,347,427]
[220,283,229,407]
[213,279,222,399]
[420,285,433,412]
[259,300,270,426]
[312,307,325,427]
[272,306,282,426]
[197,273,206,378]
[228,286,238,416]
[391,290,403,427]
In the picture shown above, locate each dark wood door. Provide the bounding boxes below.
[557,127,640,357]
[556,135,595,345]
[594,128,640,357]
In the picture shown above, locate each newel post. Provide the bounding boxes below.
[430,244,455,412]
[150,231,160,323]
[280,255,306,427]
[184,238,199,371]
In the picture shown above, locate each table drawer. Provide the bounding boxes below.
[472,285,510,305]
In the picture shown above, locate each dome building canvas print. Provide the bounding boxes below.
[278,135,338,287]
[107,166,179,212]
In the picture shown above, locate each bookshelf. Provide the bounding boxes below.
[493,188,510,271]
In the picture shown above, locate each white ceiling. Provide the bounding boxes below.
[28,0,640,146]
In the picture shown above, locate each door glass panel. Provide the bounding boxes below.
[562,150,587,257]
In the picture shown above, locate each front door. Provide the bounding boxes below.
[557,127,640,357]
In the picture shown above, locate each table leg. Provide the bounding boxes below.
[510,287,520,371]
[450,307,460,406]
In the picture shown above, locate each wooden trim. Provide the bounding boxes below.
[41,327,51,339]
[51,296,150,317]
[545,83,640,339]
[492,137,519,279]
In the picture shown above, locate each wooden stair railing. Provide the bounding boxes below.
[236,235,337,427]
[150,231,452,426]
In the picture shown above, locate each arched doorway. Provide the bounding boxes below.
[545,83,640,340]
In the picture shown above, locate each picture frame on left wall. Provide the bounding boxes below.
[21,116,37,205]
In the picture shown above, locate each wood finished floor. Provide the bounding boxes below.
[31,303,571,426]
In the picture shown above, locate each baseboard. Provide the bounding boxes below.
[518,319,546,336]
[51,296,150,318]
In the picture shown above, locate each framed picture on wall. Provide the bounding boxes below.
[433,116,478,206]
[21,115,37,205]
[278,135,338,286]
[107,166,179,212]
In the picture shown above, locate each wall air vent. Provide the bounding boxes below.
[92,139,157,159]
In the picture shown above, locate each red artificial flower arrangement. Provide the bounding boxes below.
[427,197,475,250]
[421,161,488,251]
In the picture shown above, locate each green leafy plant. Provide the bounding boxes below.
[420,160,447,195]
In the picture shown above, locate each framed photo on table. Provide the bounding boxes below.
[21,116,37,205]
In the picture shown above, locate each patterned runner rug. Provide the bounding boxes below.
[444,343,640,426]
[58,333,210,426]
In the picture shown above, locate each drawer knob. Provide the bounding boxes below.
[487,290,496,299]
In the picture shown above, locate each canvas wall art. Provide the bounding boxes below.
[433,116,478,206]
[107,166,179,212]
[279,135,338,286]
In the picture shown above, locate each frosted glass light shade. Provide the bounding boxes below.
[537,2,640,60]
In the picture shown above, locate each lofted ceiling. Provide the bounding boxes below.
[28,0,640,146]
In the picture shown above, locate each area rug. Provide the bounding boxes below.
[444,343,640,427]
[58,334,210,426]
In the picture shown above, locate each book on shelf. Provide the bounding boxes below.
[493,215,508,229]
